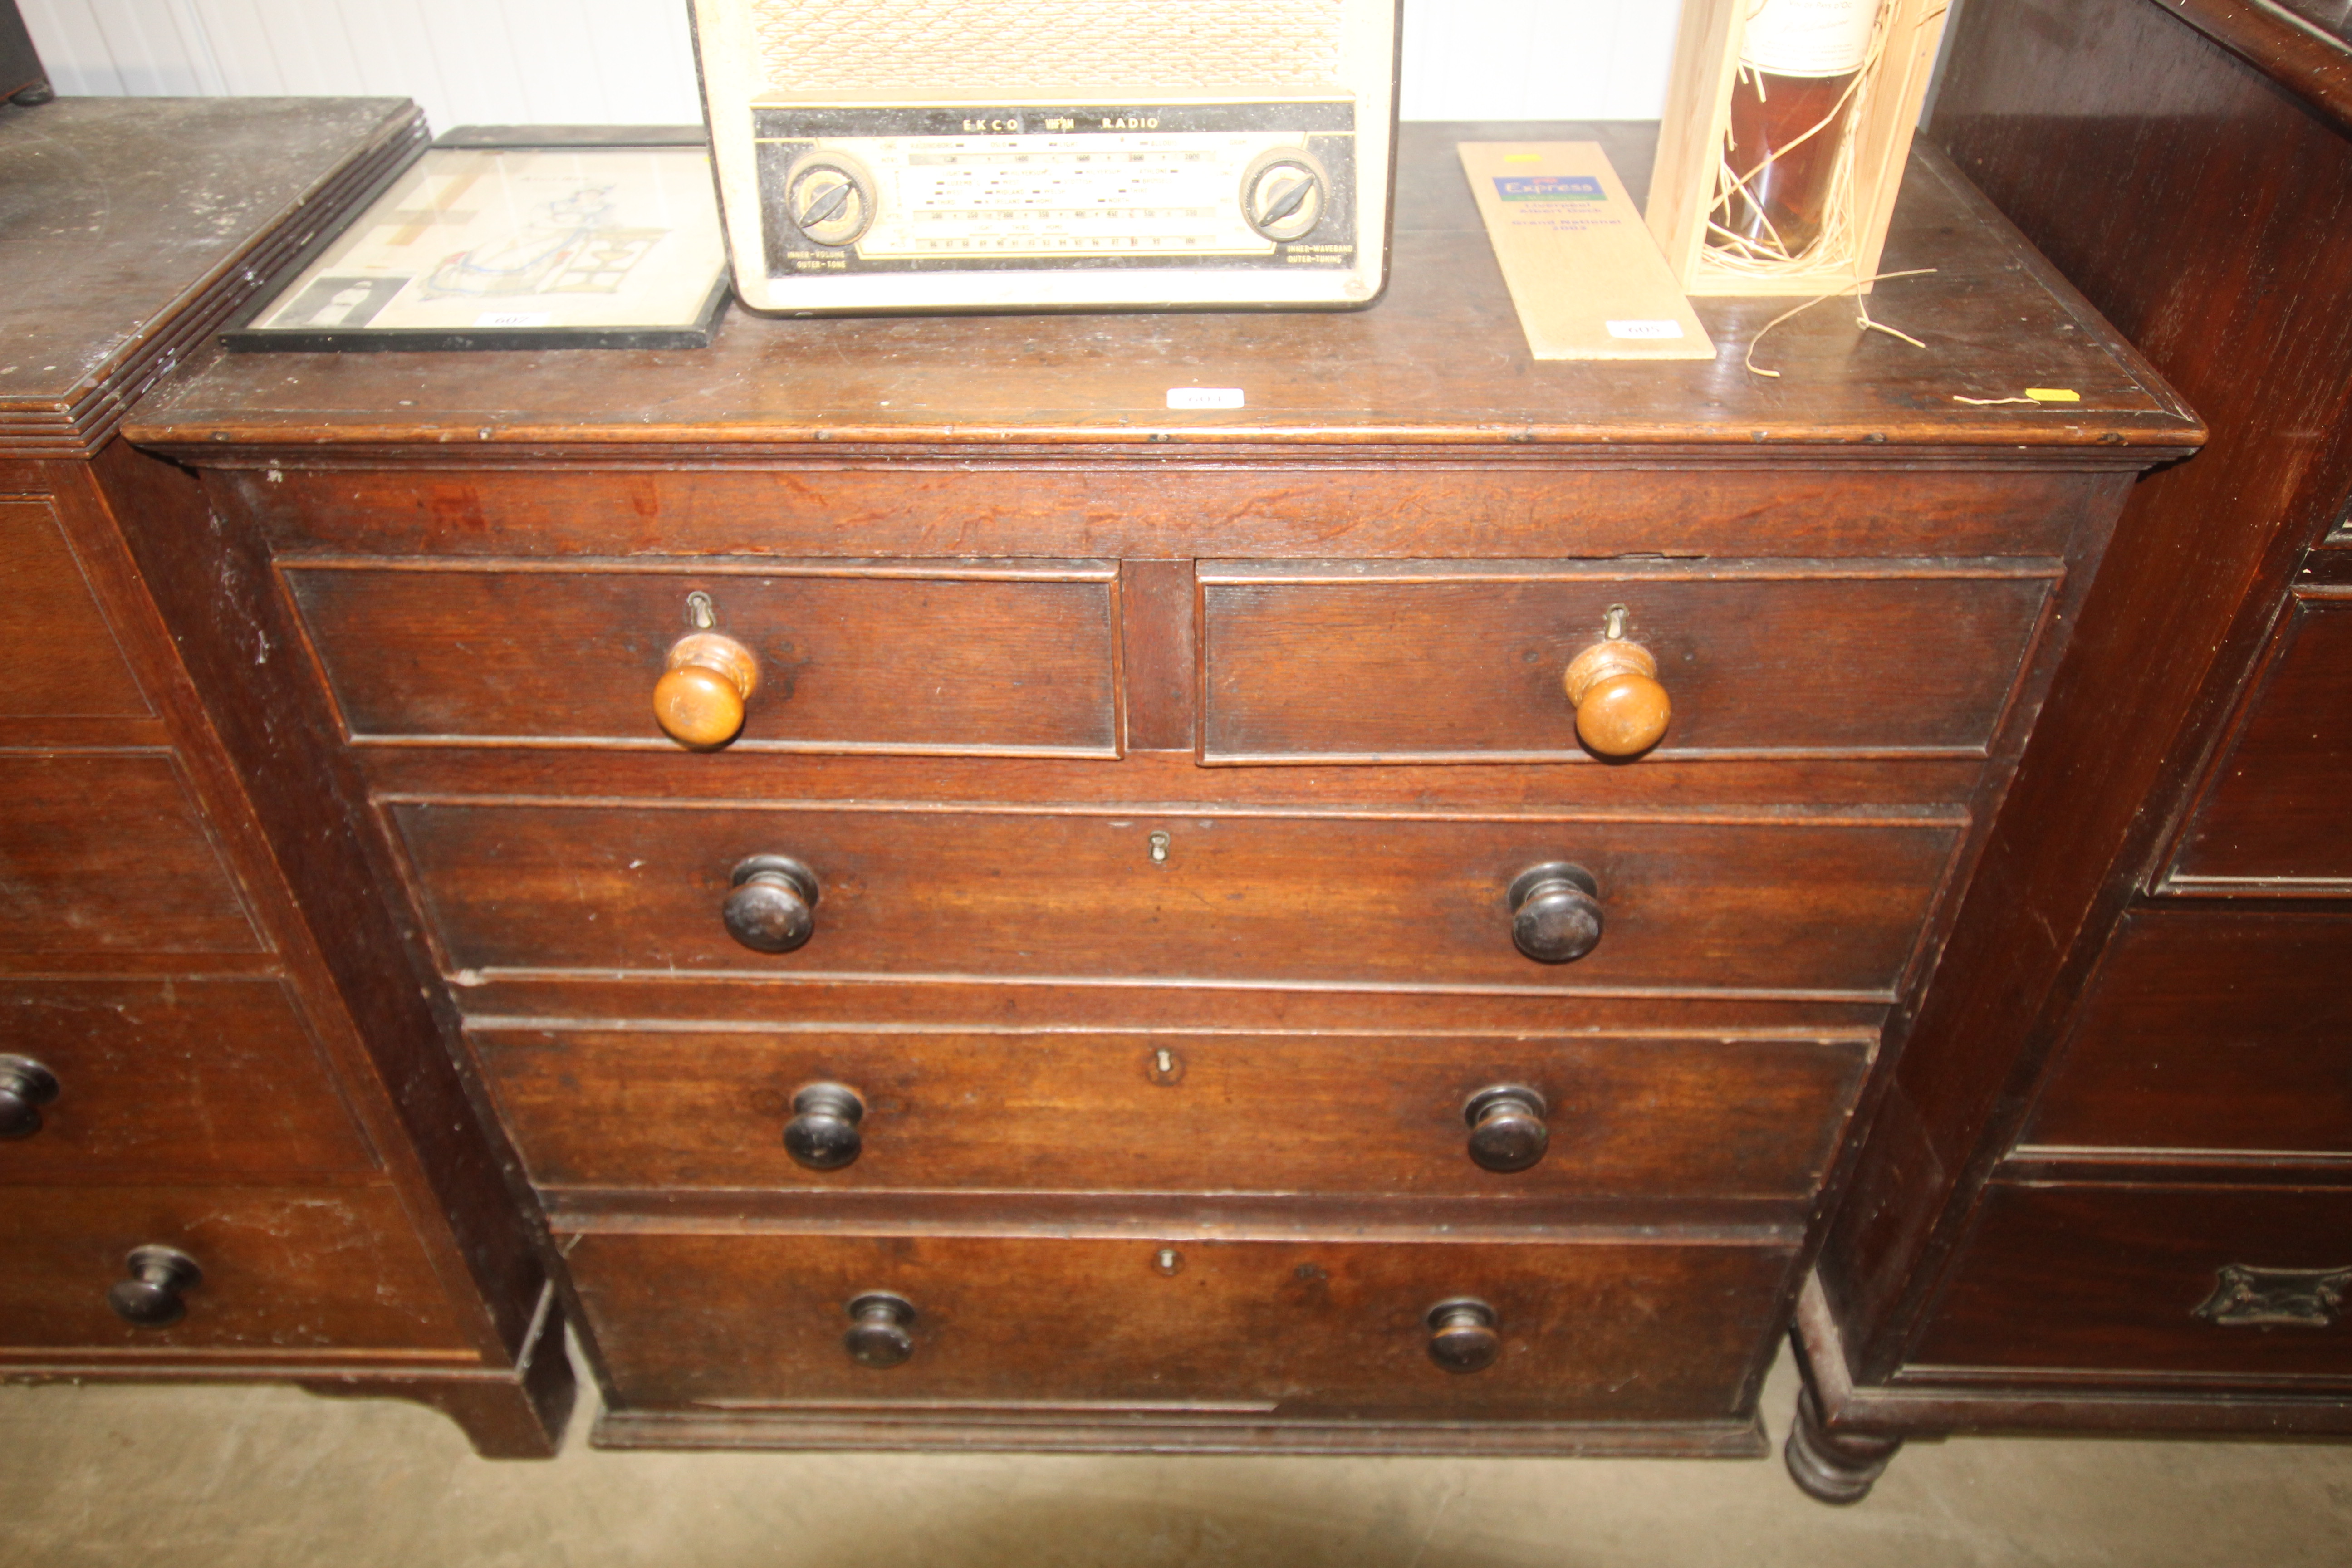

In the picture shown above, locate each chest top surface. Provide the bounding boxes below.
[128,122,2197,462]
[0,95,423,456]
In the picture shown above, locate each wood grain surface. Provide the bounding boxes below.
[0,498,149,719]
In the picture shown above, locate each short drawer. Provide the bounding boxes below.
[0,979,375,1180]
[0,1184,470,1354]
[285,559,1121,755]
[567,1230,1792,1419]
[1199,559,2055,763]
[0,498,148,720]
[1914,1183,2352,1381]
[0,753,261,954]
[2168,591,2352,887]
[475,1025,1871,1200]
[394,802,1956,997]
[2021,911,2352,1157]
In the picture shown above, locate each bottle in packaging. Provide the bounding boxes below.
[1713,0,1883,258]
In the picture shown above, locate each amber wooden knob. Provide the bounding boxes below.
[723,855,821,953]
[1508,862,1602,964]
[107,1245,201,1328]
[1563,637,1670,756]
[1425,1298,1500,1373]
[0,1054,60,1139]
[844,1292,916,1368]
[784,1083,865,1170]
[1464,1084,1550,1172]
[653,631,760,749]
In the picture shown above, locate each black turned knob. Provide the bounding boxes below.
[784,1083,865,1170]
[1425,1297,1501,1373]
[723,855,821,954]
[0,1054,60,1139]
[1508,862,1602,964]
[107,1245,202,1328]
[844,1292,916,1368]
[1464,1084,1550,1172]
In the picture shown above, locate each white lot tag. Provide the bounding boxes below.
[1167,387,1245,409]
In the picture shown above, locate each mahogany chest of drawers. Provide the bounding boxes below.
[1,98,569,1455]
[1790,0,2352,1500]
[125,121,2197,1455]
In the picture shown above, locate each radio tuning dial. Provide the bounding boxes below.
[1240,148,1329,243]
[787,154,877,248]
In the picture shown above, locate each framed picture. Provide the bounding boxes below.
[223,126,730,351]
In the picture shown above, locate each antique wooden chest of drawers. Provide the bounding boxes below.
[125,121,2197,1455]
[1793,0,2352,1502]
[0,98,569,1455]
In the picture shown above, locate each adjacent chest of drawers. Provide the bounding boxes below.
[1795,0,2352,1502]
[0,98,569,1455]
[128,121,2197,1455]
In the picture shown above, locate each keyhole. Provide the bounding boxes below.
[686,591,717,630]
[1153,1248,1184,1276]
[1148,831,1171,864]
[1603,603,1628,640]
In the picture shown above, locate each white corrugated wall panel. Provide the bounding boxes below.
[19,1,1685,127]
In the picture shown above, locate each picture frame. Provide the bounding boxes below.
[222,125,731,352]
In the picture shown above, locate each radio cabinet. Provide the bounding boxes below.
[0,97,569,1457]
[124,122,2196,1455]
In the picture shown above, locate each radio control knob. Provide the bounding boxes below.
[788,155,877,248]
[1241,150,1328,243]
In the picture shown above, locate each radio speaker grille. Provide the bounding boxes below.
[752,0,1347,95]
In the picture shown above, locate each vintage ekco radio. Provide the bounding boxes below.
[686,0,1401,312]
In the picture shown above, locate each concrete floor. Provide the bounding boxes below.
[1,1346,2345,1567]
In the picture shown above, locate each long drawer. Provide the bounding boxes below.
[285,559,1122,755]
[1200,559,2056,763]
[568,1230,1793,1419]
[2021,910,2352,1156]
[1913,1183,2352,1381]
[0,753,261,954]
[0,498,148,720]
[393,802,1955,996]
[0,1184,470,1355]
[474,1024,1872,1200]
[0,979,375,1180]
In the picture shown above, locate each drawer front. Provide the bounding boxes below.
[2169,593,2352,887]
[0,1185,470,1354]
[476,1026,1871,1200]
[1199,561,2054,763]
[2022,911,2352,1157]
[0,980,375,1180]
[396,803,1955,996]
[0,498,149,719]
[286,559,1121,755]
[1916,1184,2352,1380]
[0,753,262,954]
[568,1231,1792,1418]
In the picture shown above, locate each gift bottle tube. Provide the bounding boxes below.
[1714,0,1884,258]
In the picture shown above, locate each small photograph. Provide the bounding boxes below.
[225,133,729,350]
[267,274,411,328]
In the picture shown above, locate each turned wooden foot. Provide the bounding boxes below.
[1785,1384,1903,1504]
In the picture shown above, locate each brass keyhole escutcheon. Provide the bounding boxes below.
[1144,1047,1186,1085]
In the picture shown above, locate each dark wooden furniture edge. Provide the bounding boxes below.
[591,1408,1769,1457]
[2159,0,2352,134]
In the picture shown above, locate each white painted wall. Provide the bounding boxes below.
[18,1,1684,130]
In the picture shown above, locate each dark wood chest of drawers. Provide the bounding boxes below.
[1793,0,2352,1501]
[124,121,2195,1455]
[0,97,569,1455]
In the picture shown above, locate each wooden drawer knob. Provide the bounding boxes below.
[107,1245,201,1328]
[0,1054,59,1139]
[1425,1297,1501,1373]
[1563,630,1670,757]
[1508,862,1602,964]
[1464,1084,1549,1172]
[653,631,760,749]
[722,855,820,953]
[784,1083,865,1170]
[844,1292,916,1368]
